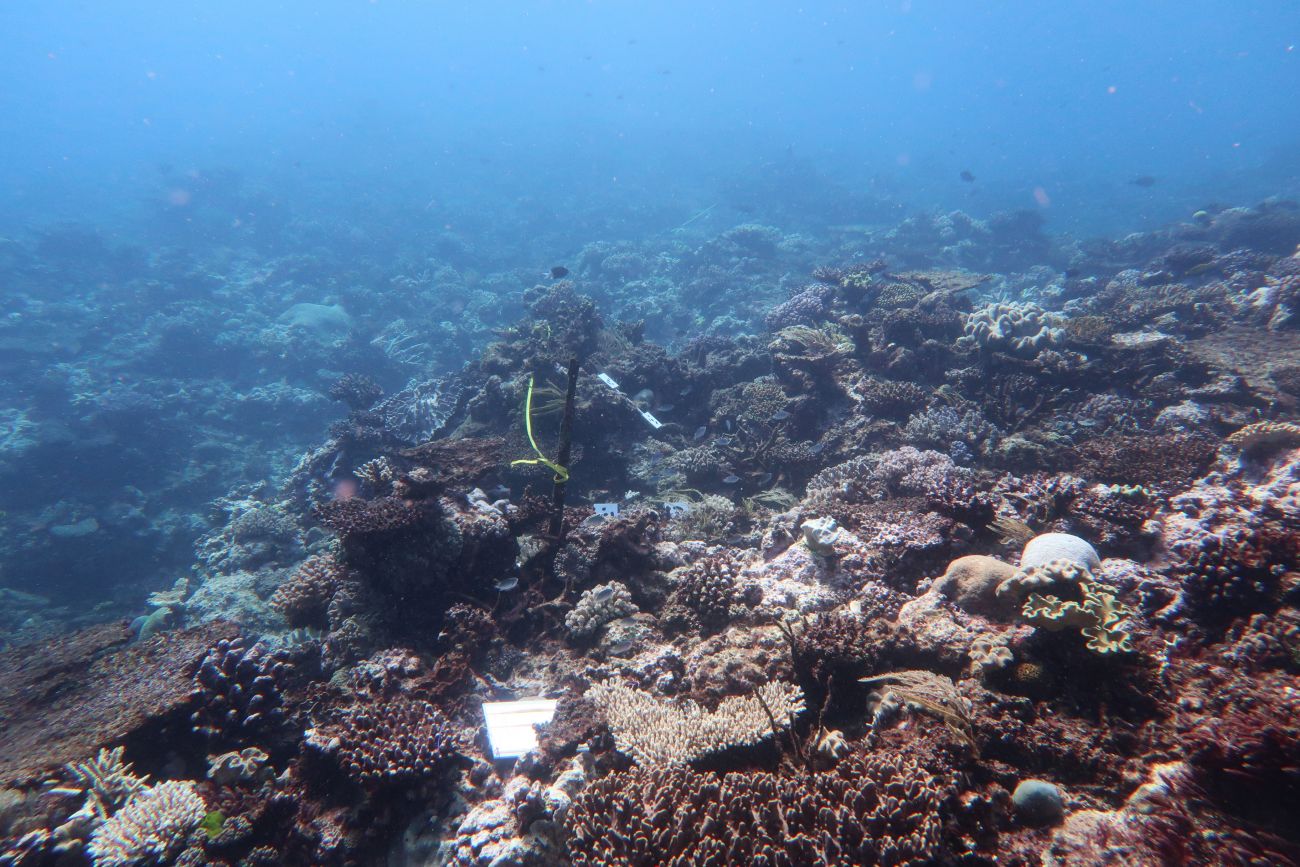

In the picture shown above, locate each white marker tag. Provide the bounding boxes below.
[597,372,620,390]
[639,410,663,429]
[594,503,620,517]
[482,698,559,760]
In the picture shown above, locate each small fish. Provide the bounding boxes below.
[809,441,826,455]
[693,425,708,441]
[716,436,734,446]
[722,474,741,484]
[960,170,975,182]
[725,419,733,432]
[494,576,519,592]
[593,585,616,601]
[657,404,674,413]
[1129,175,1158,188]
[755,472,773,485]
[605,637,635,654]
[487,485,511,499]
[550,265,569,278]
[770,409,791,421]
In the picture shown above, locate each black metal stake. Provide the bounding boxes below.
[548,357,579,540]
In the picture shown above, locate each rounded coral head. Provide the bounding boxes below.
[1019,532,1100,572]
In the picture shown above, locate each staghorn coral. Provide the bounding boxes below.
[1174,522,1293,624]
[1074,432,1217,492]
[806,446,968,506]
[87,780,206,867]
[586,680,804,766]
[305,695,459,787]
[352,456,396,492]
[851,376,929,417]
[63,747,149,821]
[565,750,958,866]
[314,495,432,537]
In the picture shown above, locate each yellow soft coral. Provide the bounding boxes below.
[1022,580,1134,654]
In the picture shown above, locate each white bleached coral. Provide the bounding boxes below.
[959,300,1064,355]
[587,680,804,766]
[565,582,637,640]
[87,780,206,867]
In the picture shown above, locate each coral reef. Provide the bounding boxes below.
[565,749,959,866]
[8,196,1300,866]
[88,780,206,867]
[586,680,805,766]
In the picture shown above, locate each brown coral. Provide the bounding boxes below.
[270,554,344,627]
[305,695,460,787]
[565,750,959,866]
[0,621,239,785]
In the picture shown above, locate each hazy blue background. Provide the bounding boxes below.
[3,1,1298,244]
[0,0,1298,629]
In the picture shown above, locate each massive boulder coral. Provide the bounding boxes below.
[958,300,1064,356]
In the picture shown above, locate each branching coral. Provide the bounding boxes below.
[270,553,343,627]
[586,680,804,766]
[305,695,460,787]
[63,746,148,821]
[565,750,958,866]
[565,582,637,641]
[87,780,206,867]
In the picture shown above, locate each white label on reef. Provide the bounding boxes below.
[594,503,620,517]
[639,410,663,429]
[483,698,559,760]
[597,372,620,390]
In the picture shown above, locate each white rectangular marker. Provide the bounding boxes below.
[482,698,559,760]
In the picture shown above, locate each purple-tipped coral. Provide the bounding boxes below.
[305,695,460,787]
[191,636,292,742]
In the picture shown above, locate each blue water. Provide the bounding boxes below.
[0,1,1297,622]
[4,2,1297,239]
